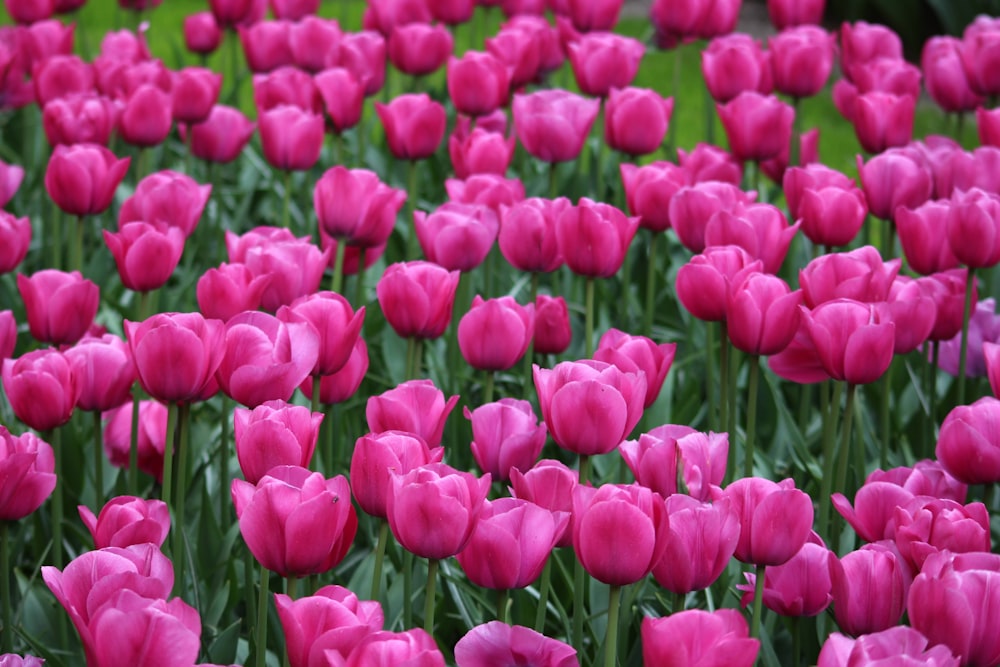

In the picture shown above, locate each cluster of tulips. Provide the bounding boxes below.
[2,0,1000,664]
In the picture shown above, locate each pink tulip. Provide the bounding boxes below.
[831,480,916,544]
[533,295,572,355]
[253,67,319,113]
[877,276,937,355]
[387,463,490,559]
[509,459,577,548]
[78,495,169,549]
[454,622,577,667]
[44,93,115,145]
[868,459,967,503]
[449,115,516,179]
[457,497,568,589]
[350,430,443,520]
[345,629,445,667]
[769,25,833,99]
[5,0,55,23]
[119,170,212,238]
[299,338,369,406]
[44,143,130,217]
[185,105,256,164]
[641,609,759,667]
[376,261,460,340]
[717,92,794,163]
[938,397,1000,485]
[856,147,933,221]
[239,21,293,73]
[701,33,772,104]
[675,246,760,323]
[979,107,1000,148]
[464,398,546,482]
[0,427,55,521]
[290,17,342,73]
[594,328,675,408]
[313,68,365,134]
[669,181,756,254]
[388,22,453,76]
[896,202,959,276]
[125,312,226,404]
[738,538,832,617]
[724,476,813,566]
[724,272,800,356]
[961,21,1000,98]
[604,87,673,156]
[513,89,600,163]
[566,31,644,98]
[0,212,30,275]
[103,222,185,293]
[64,334,134,413]
[118,84,173,148]
[376,93,446,160]
[651,494,739,594]
[18,269,98,346]
[818,626,959,667]
[445,174,525,214]
[366,379,458,448]
[782,163,854,220]
[556,198,638,278]
[923,36,982,113]
[619,162,686,233]
[498,197,567,273]
[414,202,499,273]
[802,299,895,385]
[277,291,365,377]
[534,359,645,456]
[767,0,824,29]
[275,585,384,667]
[363,0,431,36]
[258,104,324,171]
[893,496,991,571]
[183,12,222,55]
[620,426,708,498]
[103,400,167,483]
[171,66,221,125]
[797,185,868,249]
[233,399,321,484]
[947,188,1000,269]
[332,31,386,97]
[828,543,908,636]
[196,263,270,322]
[458,296,534,372]
[485,25,542,89]
[800,246,900,308]
[703,203,799,274]
[839,21,903,78]
[32,54,92,107]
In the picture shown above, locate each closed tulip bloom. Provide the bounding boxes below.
[388,23,453,76]
[561,0,622,31]
[604,87,672,156]
[277,292,364,377]
[290,16,342,73]
[498,197,566,273]
[651,494,739,594]
[299,337,369,406]
[783,163,854,220]
[103,222,186,293]
[445,52,509,120]
[253,67,319,113]
[333,31,387,97]
[364,0,431,34]
[678,143,743,184]
[818,626,959,667]
[78,495,169,549]
[233,399,322,484]
[642,609,759,667]
[961,23,1000,98]
[32,54,93,107]
[725,476,813,566]
[533,295,572,355]
[509,459,577,548]
[669,181,756,254]
[485,25,542,89]
[831,480,917,544]
[876,276,937,355]
[857,148,933,221]
[387,463,490,559]
[376,93,446,161]
[446,173,525,212]
[769,26,833,98]
[800,246,900,307]
[196,263,270,322]
[118,84,173,148]
[850,90,915,154]
[619,161,686,233]
[449,116,516,179]
[803,299,895,385]
[184,11,222,55]
[455,622,577,667]
[0,158,22,210]
[44,143,130,217]
[276,584,384,667]
[594,328,675,408]
[619,425,697,497]
[350,430,443,519]
[676,246,760,322]
[924,36,982,113]
[5,0,54,23]
[556,198,638,278]
[239,21,293,73]
[829,543,908,636]
[908,551,1000,667]
[170,66,221,126]
[103,400,167,483]
[534,359,646,456]
[64,334,134,413]
[867,458,967,503]
[0,212,30,274]
[567,32,644,98]
[937,397,1000,485]
[704,203,799,274]
[186,104,256,164]
[237,236,329,314]
[725,273,801,356]
[314,67,365,134]
[701,33,772,104]
[896,201,960,276]
[839,21,903,78]
[415,202,499,273]
[0,427,55,520]
[947,188,1000,269]
[513,89,600,163]
[270,0,317,19]
[119,171,211,239]
[377,261,460,340]
[738,538,833,616]
[458,296,534,372]
[457,497,569,589]
[464,398,546,481]
[232,466,357,577]
[18,270,98,346]
[346,629,445,667]
[767,0,824,29]
[125,312,226,404]
[2,348,78,431]
[258,104,323,171]
[216,311,319,408]
[717,92,794,163]
[366,379,458,448]
[797,185,868,248]
[893,496,991,571]
[573,483,667,585]
[979,107,1000,148]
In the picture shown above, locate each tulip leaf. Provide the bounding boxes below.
[206,619,242,666]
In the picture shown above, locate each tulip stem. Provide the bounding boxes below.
[424,558,439,634]
[880,359,894,469]
[50,428,63,570]
[220,395,231,522]
[643,232,658,337]
[161,402,178,526]
[93,411,103,506]
[719,323,731,482]
[958,267,976,406]
[173,403,191,596]
[706,321,718,433]
[604,584,621,667]
[483,371,494,405]
[330,238,347,295]
[573,453,592,654]
[1,521,11,654]
[71,215,84,273]
[749,564,766,643]
[255,561,269,667]
[129,390,141,496]
[744,355,760,479]
[523,272,539,392]
[534,558,552,632]
[407,160,419,260]
[817,380,842,542]
[930,341,940,444]
[354,248,367,306]
[281,170,292,230]
[497,588,509,625]
[548,162,558,199]
[403,550,414,628]
[286,575,298,600]
[371,519,389,600]
[672,591,684,614]
[833,384,858,515]
[585,277,595,358]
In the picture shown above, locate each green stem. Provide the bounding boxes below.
[93,411,103,506]
[255,561,269,667]
[666,47,682,160]
[161,403,178,520]
[497,588,510,625]
[572,454,592,652]
[880,359,894,469]
[749,564,766,642]
[228,28,241,106]
[406,336,417,381]
[51,428,63,569]
[330,238,347,295]
[173,403,191,596]
[523,272,539,391]
[1,521,11,654]
[407,160,420,260]
[129,390,140,496]
[930,341,940,444]
[220,395,230,522]
[789,97,801,169]
[817,381,842,542]
[744,355,760,479]
[672,591,684,614]
[403,550,414,628]
[309,376,323,470]
[424,558,439,634]
[594,119,607,202]
[286,575,298,600]
[72,215,84,274]
[585,277,596,358]
[548,162,558,199]
[281,170,292,230]
[483,371,495,405]
[706,321,718,433]
[50,206,63,270]
[958,267,976,406]
[604,584,621,667]
[833,384,858,508]
[534,558,551,632]
[354,248,367,306]
[643,233,658,337]
[371,519,389,600]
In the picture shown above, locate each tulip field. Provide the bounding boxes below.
[3,0,1000,665]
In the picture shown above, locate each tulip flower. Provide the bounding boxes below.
[64,334,134,414]
[118,84,173,148]
[196,263,270,322]
[446,51,509,119]
[641,609,759,667]
[923,37,982,113]
[725,476,813,567]
[651,494,739,595]
[769,26,833,99]
[275,585,384,667]
[103,400,167,483]
[566,32,644,98]
[464,399,546,482]
[32,55,92,107]
[17,270,98,347]
[277,291,365,379]
[485,25,542,89]
[376,261,460,341]
[868,459,967,502]
[717,92,794,164]
[700,34,772,104]
[2,348,78,432]
[676,246,760,323]
[239,21,293,73]
[313,166,406,251]
[298,338,369,407]
[458,296,534,373]
[498,198,567,274]
[802,299,895,385]
[253,67,319,113]
[556,198,638,279]
[414,202,499,273]
[937,397,1000,484]
[604,87,673,156]
[856,148,933,222]
[388,23,452,77]
[184,12,222,55]
[767,0,824,29]
[350,431,443,521]
[961,23,1000,98]
[103,222,186,294]
[171,66,221,125]
[119,170,212,238]
[366,379,458,448]
[258,104,324,173]
[800,246,900,308]
[314,67,366,134]
[5,0,55,23]
[184,105,256,164]
[893,496,991,571]
[290,19,340,71]
[796,184,868,249]
[455,622,578,667]
[446,173,525,214]
[513,89,600,163]
[669,181,756,254]
[828,543,908,636]
[376,93,446,161]
[738,538,833,617]
[345,629,445,667]
[704,203,799,275]
[533,295,572,355]
[449,116,516,179]
[850,91,916,154]
[0,427,55,521]
[818,626,959,667]
[77,496,169,549]
[896,201,960,276]
[233,400,321,484]
[232,466,357,577]
[594,328,675,408]
[620,426,714,498]
[44,143,130,218]
[839,21,903,77]
[619,162,686,233]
